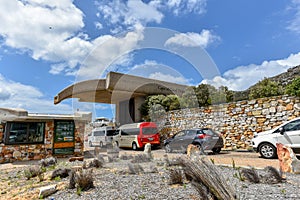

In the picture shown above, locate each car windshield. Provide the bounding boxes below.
[142,127,158,135]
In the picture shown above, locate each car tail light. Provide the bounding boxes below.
[197,134,210,139]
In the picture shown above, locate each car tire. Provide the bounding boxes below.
[165,143,172,153]
[212,147,221,154]
[259,143,277,159]
[89,141,93,147]
[132,142,138,151]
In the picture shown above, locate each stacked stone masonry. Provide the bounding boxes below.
[161,95,300,150]
[0,121,85,163]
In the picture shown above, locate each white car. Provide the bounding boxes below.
[252,117,300,159]
[92,117,111,127]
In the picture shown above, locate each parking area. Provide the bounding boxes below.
[150,149,279,169]
[85,146,280,169]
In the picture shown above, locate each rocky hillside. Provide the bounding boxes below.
[269,65,300,86]
[233,65,300,101]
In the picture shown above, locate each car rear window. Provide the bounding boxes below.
[198,129,217,136]
[94,131,105,136]
[142,127,158,135]
[106,130,117,136]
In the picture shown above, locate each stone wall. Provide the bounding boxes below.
[160,95,300,150]
[0,121,85,163]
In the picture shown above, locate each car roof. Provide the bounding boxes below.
[184,128,211,131]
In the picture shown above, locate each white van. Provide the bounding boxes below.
[88,126,116,147]
[113,122,160,150]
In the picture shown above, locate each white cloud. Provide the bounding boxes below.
[165,30,220,48]
[0,74,73,113]
[76,29,144,80]
[96,0,163,32]
[95,104,110,110]
[130,60,193,85]
[0,0,148,79]
[165,0,207,15]
[201,52,300,91]
[149,0,207,15]
[148,72,190,85]
[0,0,93,75]
[287,0,300,34]
[95,0,207,33]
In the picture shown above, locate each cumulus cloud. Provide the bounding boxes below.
[201,52,300,91]
[0,74,73,113]
[76,30,144,80]
[165,30,220,48]
[0,0,210,80]
[0,0,92,75]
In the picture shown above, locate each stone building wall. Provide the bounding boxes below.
[161,95,300,150]
[0,121,85,163]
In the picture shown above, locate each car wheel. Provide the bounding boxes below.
[212,147,221,154]
[132,142,138,151]
[165,144,172,153]
[89,141,93,147]
[259,143,277,159]
[99,141,103,148]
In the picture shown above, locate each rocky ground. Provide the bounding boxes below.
[0,150,300,200]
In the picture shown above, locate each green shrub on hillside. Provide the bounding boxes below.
[249,78,283,99]
[285,77,300,97]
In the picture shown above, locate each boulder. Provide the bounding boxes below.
[143,143,152,159]
[277,143,300,174]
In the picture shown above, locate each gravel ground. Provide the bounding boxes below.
[44,154,300,200]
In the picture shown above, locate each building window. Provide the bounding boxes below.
[54,121,75,142]
[5,122,45,144]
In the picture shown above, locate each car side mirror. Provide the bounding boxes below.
[279,127,285,135]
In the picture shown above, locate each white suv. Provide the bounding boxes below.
[252,117,300,159]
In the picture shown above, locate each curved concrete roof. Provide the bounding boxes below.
[54,72,188,104]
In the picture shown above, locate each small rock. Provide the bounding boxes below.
[39,184,57,198]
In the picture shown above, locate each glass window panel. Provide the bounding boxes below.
[54,121,74,142]
[6,122,45,144]
[107,130,117,136]
[142,127,158,135]
[94,131,105,136]
[9,123,27,143]
[28,123,44,142]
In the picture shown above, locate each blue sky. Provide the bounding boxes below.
[1,0,300,120]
